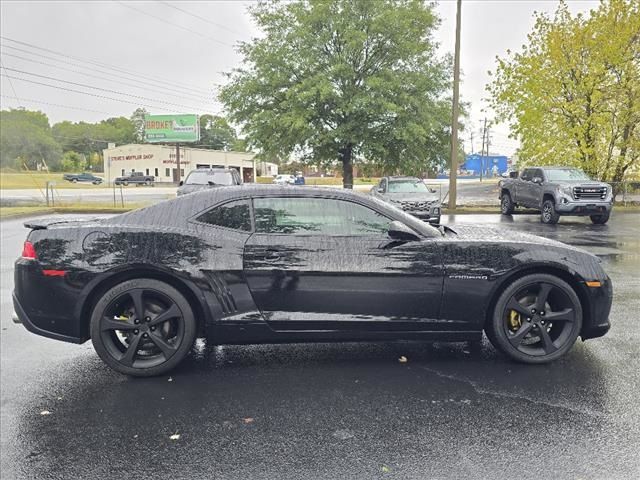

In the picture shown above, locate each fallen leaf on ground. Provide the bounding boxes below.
[242,417,254,424]
[39,410,51,416]
[169,433,180,440]
[398,356,408,363]
[381,464,391,473]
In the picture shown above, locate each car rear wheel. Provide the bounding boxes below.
[71,178,78,183]
[145,179,151,186]
[541,199,559,224]
[486,273,582,364]
[90,279,197,376]
[590,213,610,225]
[122,181,129,186]
[501,193,515,215]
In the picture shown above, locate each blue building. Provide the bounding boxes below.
[462,154,508,177]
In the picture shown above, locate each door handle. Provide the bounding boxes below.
[263,249,281,260]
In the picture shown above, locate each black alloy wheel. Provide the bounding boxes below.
[486,273,582,363]
[90,279,197,376]
[541,199,559,224]
[501,193,515,215]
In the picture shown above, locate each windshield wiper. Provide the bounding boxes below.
[207,181,220,186]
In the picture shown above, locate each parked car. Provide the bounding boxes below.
[13,185,612,376]
[273,174,296,185]
[177,168,242,196]
[62,172,103,185]
[371,176,441,224]
[499,167,613,224]
[114,172,155,186]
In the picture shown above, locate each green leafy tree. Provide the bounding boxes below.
[60,151,86,172]
[197,114,239,150]
[0,109,62,170]
[488,0,640,187]
[53,117,136,156]
[220,0,455,188]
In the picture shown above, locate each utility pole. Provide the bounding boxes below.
[479,117,487,182]
[448,0,462,210]
[175,143,181,185]
[470,131,474,154]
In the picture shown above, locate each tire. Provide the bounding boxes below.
[122,181,129,186]
[590,213,610,225]
[485,273,582,364]
[71,178,78,183]
[541,199,559,224]
[501,193,515,215]
[145,179,151,186]
[90,279,197,377]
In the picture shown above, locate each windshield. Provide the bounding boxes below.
[185,171,235,185]
[387,180,430,193]
[545,169,592,182]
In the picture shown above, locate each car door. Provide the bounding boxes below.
[517,169,534,207]
[531,168,546,207]
[242,196,444,332]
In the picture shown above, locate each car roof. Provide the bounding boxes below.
[188,168,235,173]
[386,176,421,181]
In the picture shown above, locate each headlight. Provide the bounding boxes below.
[556,185,573,197]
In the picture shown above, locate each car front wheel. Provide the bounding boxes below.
[590,213,610,225]
[541,199,559,224]
[486,273,582,364]
[90,279,197,376]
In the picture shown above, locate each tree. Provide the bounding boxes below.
[52,116,136,156]
[0,109,62,170]
[488,0,640,187]
[60,151,86,172]
[219,0,455,188]
[197,114,239,150]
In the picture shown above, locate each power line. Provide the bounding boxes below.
[0,95,112,115]
[1,51,212,103]
[158,1,246,37]
[0,59,21,106]
[1,74,193,113]
[115,1,233,47]
[0,35,211,96]
[2,67,207,111]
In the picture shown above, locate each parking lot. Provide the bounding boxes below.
[1,212,639,479]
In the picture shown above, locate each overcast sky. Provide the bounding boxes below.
[0,0,599,157]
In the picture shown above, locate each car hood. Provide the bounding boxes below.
[383,193,439,202]
[554,180,609,187]
[447,224,592,253]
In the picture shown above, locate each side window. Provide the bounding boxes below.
[534,169,544,181]
[521,169,532,181]
[254,197,390,235]
[196,200,251,232]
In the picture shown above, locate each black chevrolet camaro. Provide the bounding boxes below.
[13,186,612,376]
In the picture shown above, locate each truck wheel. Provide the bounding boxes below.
[71,178,78,183]
[501,193,515,215]
[122,181,129,186]
[541,199,559,224]
[590,213,610,225]
[145,179,151,186]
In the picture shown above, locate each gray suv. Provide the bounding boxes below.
[499,167,613,224]
[177,168,242,196]
[370,176,441,224]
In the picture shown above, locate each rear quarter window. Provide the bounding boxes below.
[196,200,251,231]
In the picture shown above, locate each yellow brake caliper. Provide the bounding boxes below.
[508,310,522,332]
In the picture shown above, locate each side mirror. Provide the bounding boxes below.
[509,171,518,178]
[388,221,420,242]
[179,181,184,186]
[377,187,385,194]
[532,177,543,184]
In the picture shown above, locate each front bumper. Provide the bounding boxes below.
[581,276,613,340]
[555,199,613,215]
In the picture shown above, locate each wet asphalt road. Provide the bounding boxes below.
[1,212,639,479]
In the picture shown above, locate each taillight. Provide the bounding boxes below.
[21,241,37,259]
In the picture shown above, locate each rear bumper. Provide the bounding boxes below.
[13,291,83,344]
